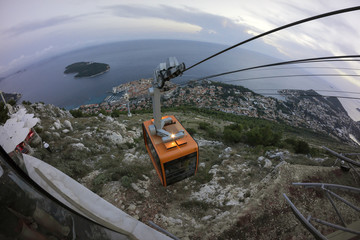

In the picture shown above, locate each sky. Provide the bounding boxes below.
[1,0,360,119]
[0,0,359,74]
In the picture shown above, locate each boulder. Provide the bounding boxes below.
[53,120,62,129]
[63,120,73,131]
[224,147,232,153]
[264,159,273,168]
[52,132,61,138]
[105,116,114,123]
[104,130,124,144]
[70,143,90,152]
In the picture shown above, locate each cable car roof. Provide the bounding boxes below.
[143,115,198,162]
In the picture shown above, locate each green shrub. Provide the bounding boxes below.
[34,126,43,134]
[120,175,131,188]
[198,122,220,139]
[186,128,197,135]
[245,126,281,147]
[199,122,211,130]
[223,123,244,143]
[181,200,212,211]
[309,147,321,157]
[194,167,213,184]
[69,109,83,118]
[294,140,310,154]
[111,109,121,118]
[223,128,242,143]
[8,99,16,106]
[99,109,110,116]
[95,157,119,170]
[207,128,220,139]
[285,138,311,154]
[93,173,111,187]
[56,160,91,179]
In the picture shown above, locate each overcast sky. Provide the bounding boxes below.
[0,0,359,75]
[1,1,360,120]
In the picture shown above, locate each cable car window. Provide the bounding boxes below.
[164,152,197,186]
[144,128,162,176]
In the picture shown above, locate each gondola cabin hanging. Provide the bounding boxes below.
[142,57,199,186]
[143,115,199,186]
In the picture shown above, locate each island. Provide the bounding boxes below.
[64,62,110,78]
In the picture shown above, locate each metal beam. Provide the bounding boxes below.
[292,183,360,193]
[283,194,327,240]
[323,188,360,213]
[324,191,346,227]
[312,218,360,235]
[322,146,360,167]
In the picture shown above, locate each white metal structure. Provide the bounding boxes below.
[148,57,186,143]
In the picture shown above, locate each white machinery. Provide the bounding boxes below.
[148,57,186,143]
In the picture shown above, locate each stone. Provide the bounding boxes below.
[63,120,73,131]
[104,130,124,144]
[215,211,230,220]
[123,153,136,164]
[196,139,223,147]
[312,158,325,163]
[62,129,70,133]
[52,132,60,138]
[264,159,273,168]
[53,120,62,129]
[71,143,90,152]
[201,215,212,221]
[224,147,232,153]
[106,116,114,123]
[82,132,92,138]
[127,204,136,211]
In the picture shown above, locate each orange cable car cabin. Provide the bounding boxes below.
[142,115,199,186]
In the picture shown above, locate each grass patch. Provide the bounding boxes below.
[181,200,213,211]
[194,167,213,184]
[91,161,151,193]
[56,160,91,179]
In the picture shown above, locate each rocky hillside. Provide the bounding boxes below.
[79,79,360,145]
[280,89,360,144]
[23,102,359,239]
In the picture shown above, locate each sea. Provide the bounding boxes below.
[1,39,358,119]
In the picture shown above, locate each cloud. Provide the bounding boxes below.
[3,13,92,37]
[104,4,252,45]
[0,45,55,74]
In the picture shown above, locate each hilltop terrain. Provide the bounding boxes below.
[79,79,360,146]
[23,93,359,239]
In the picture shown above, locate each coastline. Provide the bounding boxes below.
[74,67,110,78]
